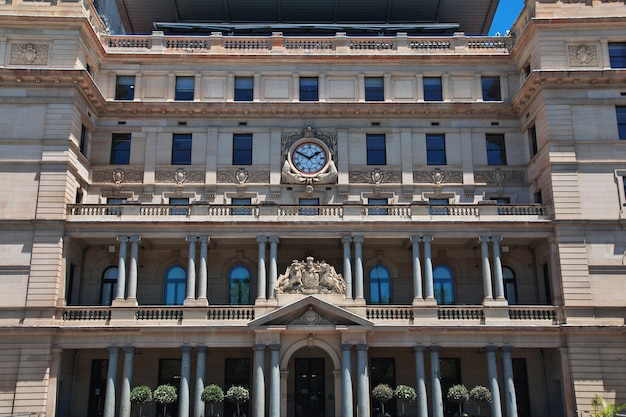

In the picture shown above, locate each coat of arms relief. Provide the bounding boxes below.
[275,257,347,295]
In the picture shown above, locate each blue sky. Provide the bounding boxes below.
[489,0,525,35]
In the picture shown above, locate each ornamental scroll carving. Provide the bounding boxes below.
[288,307,334,326]
[10,43,49,65]
[281,127,338,156]
[93,169,143,184]
[275,257,347,295]
[155,169,205,184]
[217,169,270,184]
[568,44,598,67]
[413,169,462,184]
[349,170,401,184]
[474,169,525,186]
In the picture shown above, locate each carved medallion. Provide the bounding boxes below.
[349,170,401,184]
[275,256,347,295]
[288,307,334,326]
[10,43,49,65]
[93,169,143,184]
[217,169,269,184]
[568,44,597,67]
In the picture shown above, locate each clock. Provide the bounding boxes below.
[290,141,328,175]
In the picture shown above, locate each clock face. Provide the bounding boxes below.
[291,142,328,174]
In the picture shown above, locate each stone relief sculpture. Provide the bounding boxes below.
[275,256,347,295]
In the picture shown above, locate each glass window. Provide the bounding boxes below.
[80,124,88,155]
[368,198,388,215]
[106,198,125,215]
[233,134,253,165]
[229,265,251,305]
[101,266,118,306]
[299,198,319,215]
[503,266,517,304]
[433,265,454,304]
[426,134,446,165]
[529,124,538,157]
[115,75,135,100]
[175,76,194,101]
[369,264,391,304]
[609,42,626,68]
[534,189,543,204]
[171,133,192,165]
[440,358,462,417]
[164,265,186,305]
[234,77,254,101]
[232,198,252,216]
[300,77,319,101]
[423,77,442,101]
[617,107,626,140]
[169,198,189,216]
[366,134,386,165]
[486,133,507,165]
[481,76,501,101]
[365,77,384,101]
[110,133,131,165]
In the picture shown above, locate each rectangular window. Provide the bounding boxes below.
[481,76,502,101]
[534,189,543,204]
[617,107,626,140]
[232,198,252,216]
[224,359,250,417]
[80,124,88,154]
[368,198,388,215]
[609,42,626,68]
[429,198,449,215]
[299,198,319,215]
[233,134,253,165]
[110,133,131,165]
[175,76,194,101]
[171,133,192,165]
[106,198,125,215]
[426,134,446,165]
[529,124,538,157]
[169,198,189,216]
[486,133,507,165]
[234,77,254,101]
[114,75,135,100]
[158,359,182,388]
[366,134,386,165]
[513,359,532,417]
[300,77,319,101]
[365,77,384,101]
[440,358,462,417]
[423,77,443,101]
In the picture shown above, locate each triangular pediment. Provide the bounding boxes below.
[249,296,373,328]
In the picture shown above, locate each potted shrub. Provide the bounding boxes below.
[130,385,152,417]
[591,394,626,417]
[469,385,492,417]
[225,385,249,417]
[372,383,394,417]
[202,384,225,417]
[395,384,417,417]
[153,384,178,417]
[447,384,469,417]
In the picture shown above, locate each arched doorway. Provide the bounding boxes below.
[286,347,334,417]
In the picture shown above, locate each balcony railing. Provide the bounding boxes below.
[67,203,551,222]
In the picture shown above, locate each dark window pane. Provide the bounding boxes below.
[609,42,626,68]
[232,198,252,216]
[486,133,507,165]
[175,76,194,101]
[233,134,253,165]
[299,198,319,215]
[370,358,396,417]
[229,265,250,304]
[80,124,87,154]
[300,77,319,101]
[169,198,189,216]
[366,134,386,165]
[365,77,384,101]
[171,133,192,165]
[235,77,254,101]
[369,264,390,304]
[368,198,388,216]
[617,107,626,140]
[423,77,442,101]
[433,265,454,304]
[115,76,135,100]
[110,133,131,165]
[426,134,446,165]
[529,124,538,156]
[482,76,501,101]
[164,265,186,305]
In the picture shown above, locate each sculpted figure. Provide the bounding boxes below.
[275,257,347,295]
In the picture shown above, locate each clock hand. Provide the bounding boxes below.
[296,151,311,159]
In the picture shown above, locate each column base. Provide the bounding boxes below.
[183,298,209,307]
[111,298,138,307]
[413,297,438,307]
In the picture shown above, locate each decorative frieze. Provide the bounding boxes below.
[93,169,144,184]
[349,169,401,184]
[155,168,204,184]
[568,44,597,67]
[10,43,49,65]
[413,169,462,184]
[474,169,525,186]
[217,169,270,184]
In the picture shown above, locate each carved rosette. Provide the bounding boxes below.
[93,169,144,184]
[10,43,49,65]
[568,44,598,67]
[217,170,269,184]
[474,169,525,186]
[155,169,204,183]
[349,170,401,184]
[275,257,347,295]
[413,170,462,184]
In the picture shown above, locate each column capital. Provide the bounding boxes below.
[254,344,266,352]
[180,345,193,353]
[413,345,426,353]
[353,235,364,244]
[485,345,498,353]
[198,236,210,244]
[355,343,368,351]
[117,236,129,243]
[269,344,281,351]
[410,235,422,244]
[429,345,440,353]
[501,345,513,353]
[340,343,353,351]
[479,235,491,243]
[257,236,268,244]
[268,235,280,244]
[123,346,135,354]
[108,346,120,354]
[492,236,503,243]
[129,235,141,243]
[196,345,207,353]
[422,235,434,243]
[186,235,198,243]
[341,235,353,244]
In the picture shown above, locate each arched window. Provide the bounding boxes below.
[433,265,455,305]
[503,266,517,304]
[101,266,118,306]
[229,265,250,305]
[164,265,186,305]
[369,264,391,304]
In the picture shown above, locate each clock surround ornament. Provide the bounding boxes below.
[281,129,338,185]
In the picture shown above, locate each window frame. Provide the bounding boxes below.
[80,124,88,155]
[426,134,446,165]
[433,264,455,304]
[231,198,252,216]
[114,75,135,100]
[298,198,320,215]
[299,77,319,102]
[423,77,443,101]
[367,198,388,215]
[617,107,626,140]
[609,42,626,68]
[528,124,538,157]
[233,134,253,165]
[110,133,131,165]
[169,198,190,216]
[175,76,194,101]
[369,264,391,304]
[365,77,384,102]
[101,266,118,306]
[503,266,518,304]
[229,264,251,305]
[234,76,254,101]
[486,133,507,165]
[171,133,192,165]
[164,264,186,305]
[481,76,502,101]
[366,134,386,165]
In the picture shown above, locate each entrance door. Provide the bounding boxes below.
[295,358,325,417]
[88,359,108,417]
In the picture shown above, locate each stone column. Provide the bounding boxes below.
[353,236,365,301]
[430,346,444,417]
[268,236,279,299]
[423,236,434,300]
[341,236,353,299]
[501,346,518,417]
[479,236,493,300]
[104,346,119,417]
[269,344,281,417]
[253,345,266,417]
[119,346,134,417]
[559,346,577,417]
[341,344,354,417]
[486,346,502,417]
[186,236,198,302]
[410,236,423,301]
[115,236,128,300]
[127,236,141,301]
[45,347,62,417]
[180,346,192,417]
[413,346,428,417]
[257,236,268,300]
[198,237,210,303]
[356,344,369,417]
[492,236,505,300]
[195,346,207,417]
